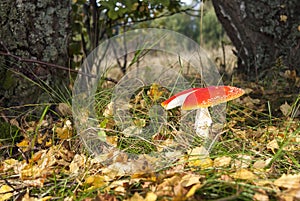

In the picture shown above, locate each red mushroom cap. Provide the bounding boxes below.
[161,86,245,110]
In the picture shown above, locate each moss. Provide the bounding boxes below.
[2,70,16,90]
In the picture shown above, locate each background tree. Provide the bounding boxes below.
[211,0,300,80]
[0,0,192,118]
[0,0,71,117]
[70,0,193,73]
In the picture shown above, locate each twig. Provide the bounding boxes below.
[0,41,118,83]
[0,50,96,78]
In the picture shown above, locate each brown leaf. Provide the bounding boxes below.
[56,103,72,117]
[180,174,201,187]
[253,192,269,201]
[124,192,143,201]
[95,193,118,201]
[279,188,300,201]
[214,156,232,167]
[280,102,292,117]
[69,154,87,175]
[274,174,300,189]
[253,158,272,169]
[267,139,279,154]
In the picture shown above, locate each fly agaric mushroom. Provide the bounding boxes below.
[161,86,244,137]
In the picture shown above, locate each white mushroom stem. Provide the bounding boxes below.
[194,108,212,138]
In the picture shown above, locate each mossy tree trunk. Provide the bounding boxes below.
[0,0,71,117]
[211,0,300,80]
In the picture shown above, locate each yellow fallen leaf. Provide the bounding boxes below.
[187,146,212,169]
[55,126,72,140]
[148,83,163,101]
[106,135,118,147]
[280,14,287,22]
[85,175,108,188]
[231,169,257,180]
[145,191,157,201]
[45,138,53,147]
[0,185,13,201]
[16,138,30,152]
[186,183,202,198]
[274,174,300,189]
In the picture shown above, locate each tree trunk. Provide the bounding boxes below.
[211,0,300,80]
[0,0,71,117]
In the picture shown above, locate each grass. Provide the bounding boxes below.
[1,52,300,201]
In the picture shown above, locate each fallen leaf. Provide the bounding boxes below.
[253,158,272,169]
[103,102,114,117]
[253,192,269,201]
[240,96,260,108]
[274,174,300,189]
[280,102,292,117]
[0,185,13,201]
[16,138,30,152]
[231,154,253,169]
[106,135,118,146]
[148,83,163,101]
[187,146,212,169]
[180,174,201,187]
[21,189,52,201]
[69,154,87,175]
[124,192,144,201]
[55,126,72,140]
[267,139,279,154]
[2,158,19,172]
[186,183,202,198]
[280,14,287,22]
[214,156,232,167]
[279,188,300,201]
[231,169,257,180]
[85,175,108,188]
[56,103,72,117]
[145,192,157,201]
[94,193,117,201]
[122,126,143,137]
[22,178,45,187]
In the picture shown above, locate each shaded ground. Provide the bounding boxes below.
[0,54,299,200]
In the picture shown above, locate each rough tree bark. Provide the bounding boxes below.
[0,0,71,117]
[211,0,300,80]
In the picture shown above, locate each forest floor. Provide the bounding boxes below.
[0,48,300,201]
